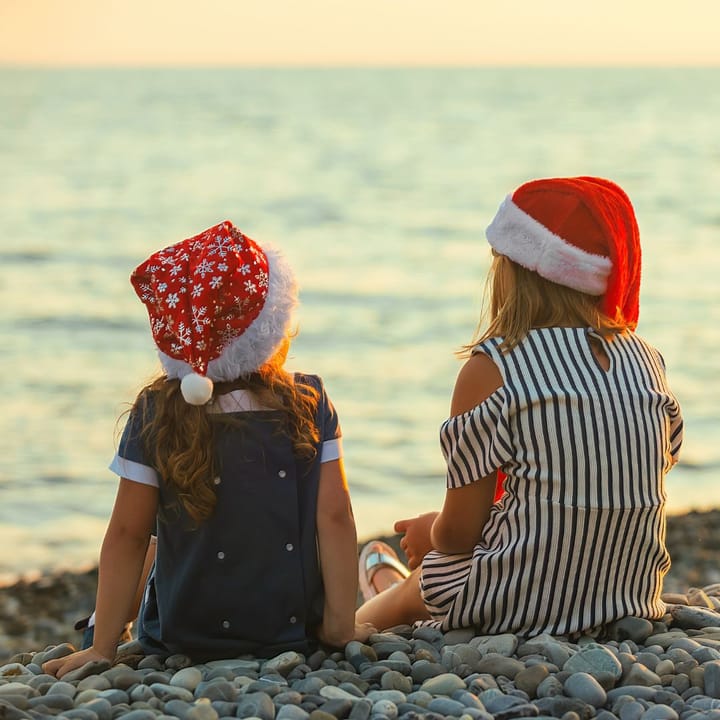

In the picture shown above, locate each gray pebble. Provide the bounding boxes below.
[410,660,446,684]
[78,674,112,692]
[61,660,112,683]
[46,679,78,697]
[535,696,594,719]
[640,705,679,720]
[164,699,193,719]
[75,688,102,704]
[479,691,526,714]
[671,605,720,629]
[348,698,373,720]
[618,700,646,720]
[471,633,519,657]
[495,703,545,719]
[28,693,75,711]
[623,663,662,687]
[411,627,445,646]
[237,691,276,720]
[81,697,114,720]
[365,689,406,704]
[428,696,468,715]
[706,660,720,699]
[379,670,412,694]
[564,645,622,679]
[171,666,204,691]
[370,698,397,719]
[515,664,550,697]
[0,683,36,699]
[606,617,655,645]
[317,698,353,718]
[475,653,525,679]
[264,652,305,677]
[61,708,101,720]
[537,674,565,698]
[563,672,607,707]
[186,699,220,720]
[114,711,158,720]
[419,671,467,695]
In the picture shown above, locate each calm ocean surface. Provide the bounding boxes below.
[1,67,719,584]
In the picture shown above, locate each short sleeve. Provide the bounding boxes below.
[440,391,511,489]
[297,373,343,463]
[109,400,160,487]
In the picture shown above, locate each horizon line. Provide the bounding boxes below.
[2,62,719,71]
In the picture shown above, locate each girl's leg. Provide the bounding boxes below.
[356,567,430,630]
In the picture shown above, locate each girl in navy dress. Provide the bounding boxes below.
[357,177,683,638]
[46,221,368,677]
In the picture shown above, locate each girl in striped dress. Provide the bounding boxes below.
[357,177,683,638]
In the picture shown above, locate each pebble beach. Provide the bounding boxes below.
[1,509,720,719]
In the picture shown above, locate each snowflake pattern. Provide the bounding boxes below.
[130,221,269,373]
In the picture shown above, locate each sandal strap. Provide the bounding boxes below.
[364,551,410,583]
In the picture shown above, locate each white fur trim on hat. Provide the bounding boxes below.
[159,242,297,382]
[486,195,612,296]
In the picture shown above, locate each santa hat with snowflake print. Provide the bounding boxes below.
[131,220,297,405]
[485,176,642,326]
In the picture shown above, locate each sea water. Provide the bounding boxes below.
[1,67,719,583]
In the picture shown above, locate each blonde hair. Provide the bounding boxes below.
[461,254,633,356]
[131,350,319,524]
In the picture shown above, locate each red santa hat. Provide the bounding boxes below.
[485,176,641,325]
[131,220,297,405]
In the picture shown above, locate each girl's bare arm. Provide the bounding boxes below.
[43,479,158,677]
[315,458,364,647]
[431,353,503,554]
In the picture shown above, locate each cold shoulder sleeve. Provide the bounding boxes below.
[440,390,512,489]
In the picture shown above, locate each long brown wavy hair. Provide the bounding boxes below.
[131,349,319,524]
[461,254,633,356]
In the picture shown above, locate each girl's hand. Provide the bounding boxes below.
[42,647,113,679]
[394,512,439,569]
[317,620,376,648]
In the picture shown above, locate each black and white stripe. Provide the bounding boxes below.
[421,327,683,637]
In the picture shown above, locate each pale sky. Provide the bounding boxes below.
[1,0,718,67]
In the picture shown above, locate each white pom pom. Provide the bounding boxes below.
[180,372,214,405]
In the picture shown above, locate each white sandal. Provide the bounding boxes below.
[358,540,410,601]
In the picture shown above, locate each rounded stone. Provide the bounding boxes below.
[370,699,397,719]
[470,633,519,657]
[46,680,78,698]
[263,652,305,677]
[428,697,467,716]
[640,704,679,720]
[606,617,655,645]
[420,671,467,695]
[170,667,204,692]
[475,653,525,679]
[515,664,550,697]
[379,671,412,694]
[149,682,195,703]
[563,645,622,679]
[236,691,276,720]
[618,700,646,720]
[185,699,219,720]
[623,663,662,687]
[564,672,607,707]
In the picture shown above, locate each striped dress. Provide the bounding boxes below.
[420,327,683,637]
